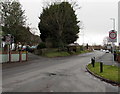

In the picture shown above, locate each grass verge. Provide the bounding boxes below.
[42,49,92,58]
[43,51,70,58]
[87,63,120,83]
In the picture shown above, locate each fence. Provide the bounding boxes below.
[0,51,28,63]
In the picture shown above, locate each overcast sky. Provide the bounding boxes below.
[19,0,119,45]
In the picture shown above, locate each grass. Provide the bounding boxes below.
[87,63,120,83]
[43,51,70,58]
[42,49,92,58]
[75,50,92,54]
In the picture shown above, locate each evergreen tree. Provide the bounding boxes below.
[1,0,40,47]
[38,2,80,48]
[1,0,26,43]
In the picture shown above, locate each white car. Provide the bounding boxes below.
[105,50,109,53]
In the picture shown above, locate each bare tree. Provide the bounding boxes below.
[103,36,109,46]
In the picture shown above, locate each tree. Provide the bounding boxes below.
[38,1,80,48]
[1,0,41,50]
[1,0,26,43]
[103,36,109,46]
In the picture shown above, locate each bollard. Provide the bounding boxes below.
[114,51,117,61]
[91,58,95,67]
[91,58,93,66]
[93,57,95,66]
[100,62,103,73]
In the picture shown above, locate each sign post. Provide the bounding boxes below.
[109,30,117,65]
[109,30,117,42]
[5,34,12,63]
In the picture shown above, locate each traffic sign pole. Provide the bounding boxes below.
[112,42,114,66]
[109,30,117,66]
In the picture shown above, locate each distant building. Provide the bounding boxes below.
[92,45,102,50]
[67,43,79,52]
[68,43,79,46]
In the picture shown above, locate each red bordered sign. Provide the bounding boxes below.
[109,31,117,39]
[109,30,117,42]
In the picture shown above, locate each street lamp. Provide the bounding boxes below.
[110,18,115,31]
[110,18,116,64]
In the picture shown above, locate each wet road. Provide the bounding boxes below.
[2,51,119,92]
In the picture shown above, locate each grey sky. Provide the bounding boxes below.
[19,0,119,45]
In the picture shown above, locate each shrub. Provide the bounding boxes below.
[37,42,46,49]
[79,46,84,51]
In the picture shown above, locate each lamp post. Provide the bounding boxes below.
[110,18,115,64]
[110,18,115,31]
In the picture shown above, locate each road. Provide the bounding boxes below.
[2,51,119,92]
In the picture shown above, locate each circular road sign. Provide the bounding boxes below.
[109,31,117,39]
[5,34,11,44]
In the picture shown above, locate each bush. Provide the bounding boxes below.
[37,42,46,49]
[79,46,84,51]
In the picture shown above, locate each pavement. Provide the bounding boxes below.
[96,52,120,67]
[2,51,119,92]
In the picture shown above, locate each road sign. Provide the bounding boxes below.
[109,30,117,42]
[5,34,11,44]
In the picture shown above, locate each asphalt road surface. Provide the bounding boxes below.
[2,51,119,92]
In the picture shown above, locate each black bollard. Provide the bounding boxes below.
[100,62,103,73]
[91,58,95,67]
[114,51,117,61]
[91,58,93,66]
[91,58,92,64]
[93,57,95,66]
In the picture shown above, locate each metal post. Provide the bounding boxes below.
[91,58,93,66]
[112,42,114,65]
[110,18,115,65]
[100,62,103,73]
[110,18,115,30]
[93,57,95,67]
[19,50,22,62]
[26,51,28,61]
[91,58,95,67]
[8,44,11,63]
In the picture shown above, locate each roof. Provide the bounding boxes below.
[67,43,79,47]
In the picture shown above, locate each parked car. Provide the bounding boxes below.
[22,46,27,51]
[22,45,31,52]
[21,45,37,53]
[29,45,37,53]
[105,50,109,53]
[30,46,37,49]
